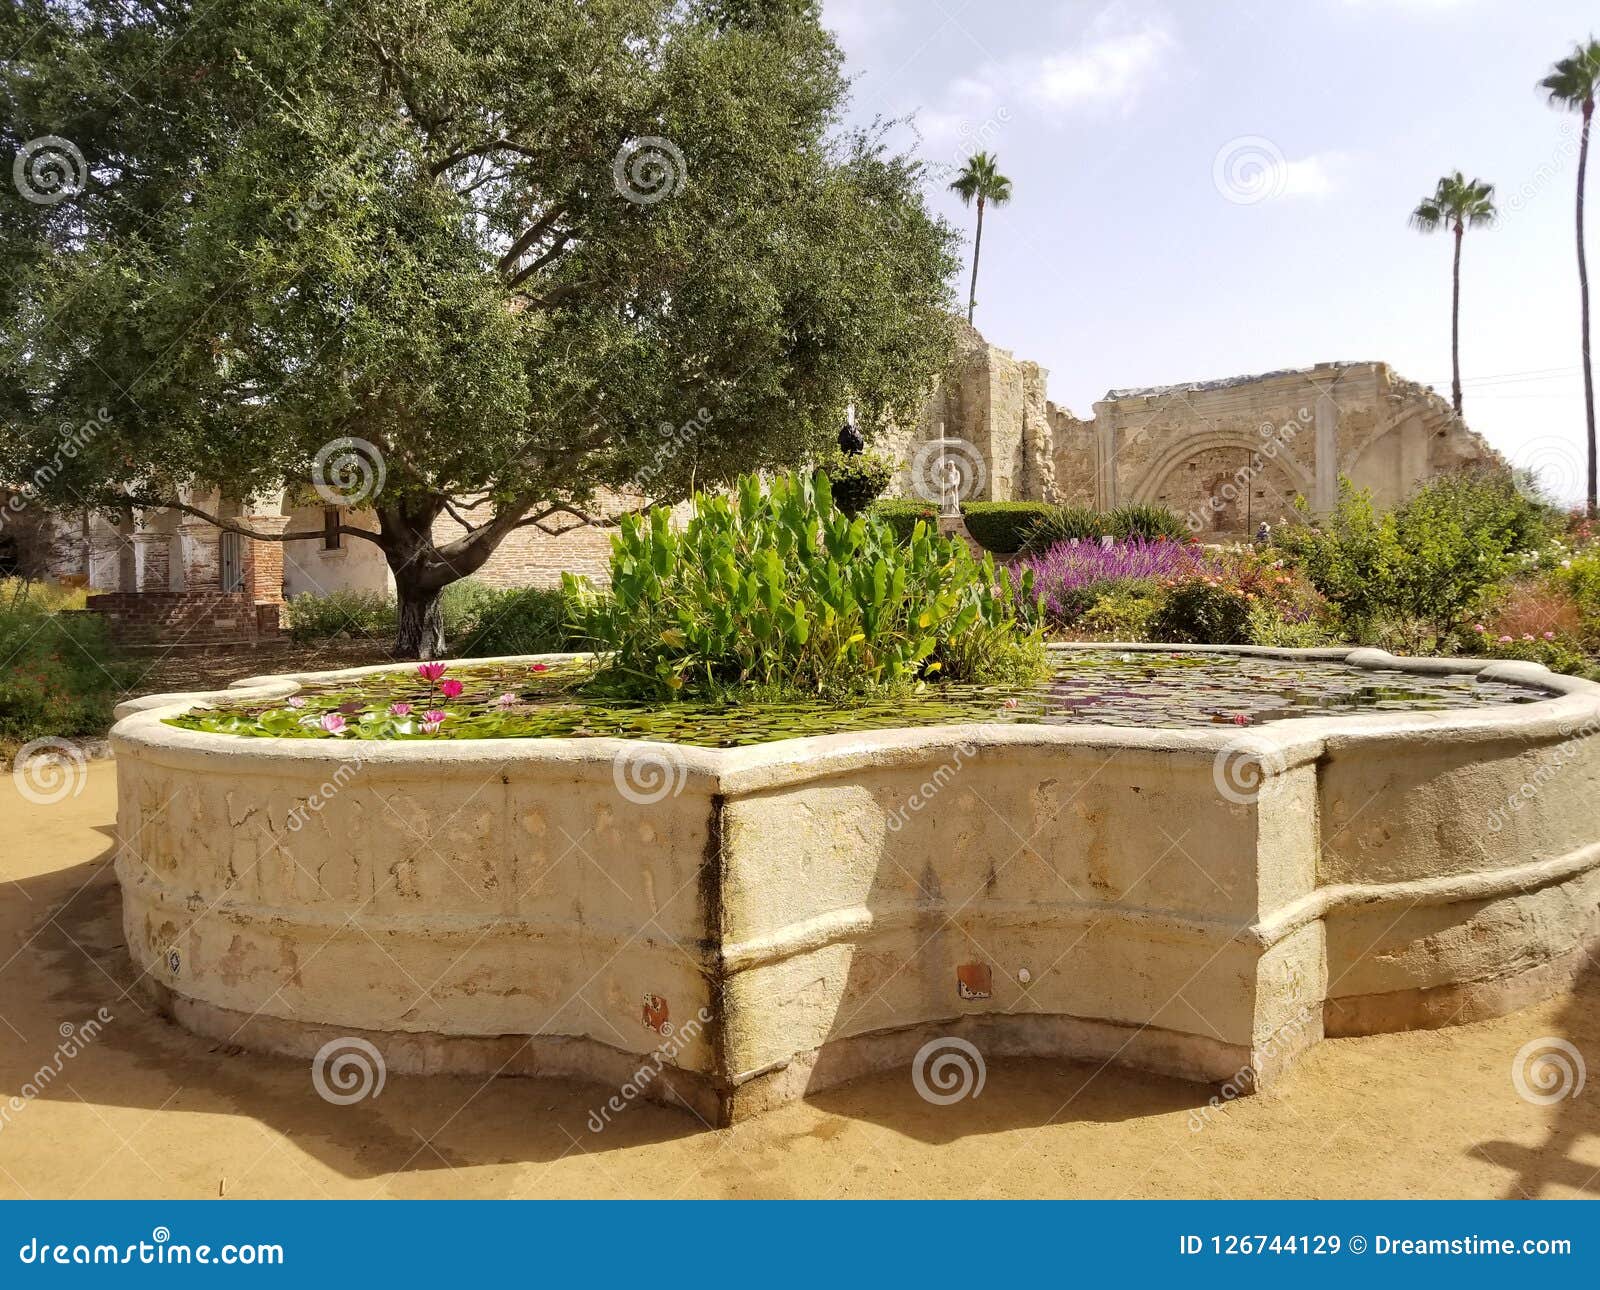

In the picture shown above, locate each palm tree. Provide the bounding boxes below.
[1541,38,1600,517]
[1410,172,1497,417]
[948,152,1012,324]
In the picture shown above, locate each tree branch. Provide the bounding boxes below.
[115,494,385,547]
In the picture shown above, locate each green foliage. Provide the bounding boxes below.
[1275,474,1550,651]
[1553,548,1600,646]
[0,601,128,747]
[456,586,586,657]
[1019,506,1114,553]
[286,579,583,655]
[867,498,938,543]
[1107,503,1189,542]
[816,450,894,517]
[1148,579,1253,645]
[284,590,396,644]
[959,502,1058,554]
[566,470,1047,698]
[1077,584,1165,639]
[1,0,960,657]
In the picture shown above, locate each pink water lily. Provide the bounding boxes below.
[319,712,347,735]
[1231,713,1251,726]
[417,662,448,683]
[286,696,306,709]
[494,693,517,708]
[438,678,464,699]
[388,702,412,717]
[529,663,550,673]
[420,709,448,734]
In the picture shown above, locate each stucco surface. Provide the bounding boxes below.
[112,646,1600,1124]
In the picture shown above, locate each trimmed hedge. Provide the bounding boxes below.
[959,501,1057,554]
[867,498,938,543]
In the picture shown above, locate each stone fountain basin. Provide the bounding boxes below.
[111,646,1600,1125]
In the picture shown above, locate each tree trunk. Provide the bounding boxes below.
[395,582,446,660]
[1451,221,1464,417]
[967,196,985,323]
[1578,99,1596,518]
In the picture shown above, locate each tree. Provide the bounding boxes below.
[1409,171,1496,417]
[0,0,958,657]
[948,151,1011,324]
[1540,38,1600,518]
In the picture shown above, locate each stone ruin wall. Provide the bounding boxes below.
[880,326,1505,536]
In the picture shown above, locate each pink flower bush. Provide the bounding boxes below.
[439,678,464,699]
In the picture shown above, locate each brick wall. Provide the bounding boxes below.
[86,591,282,647]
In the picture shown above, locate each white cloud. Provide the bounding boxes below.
[1282,151,1356,198]
[1028,20,1176,112]
[907,13,1174,157]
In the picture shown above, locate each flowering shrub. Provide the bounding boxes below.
[1014,538,1212,626]
[1149,554,1330,646]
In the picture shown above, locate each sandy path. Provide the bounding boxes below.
[0,763,1595,1200]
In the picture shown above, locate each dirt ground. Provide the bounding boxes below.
[1,761,1596,1200]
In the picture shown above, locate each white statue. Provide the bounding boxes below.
[940,456,962,517]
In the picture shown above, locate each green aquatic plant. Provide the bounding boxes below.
[564,470,1047,699]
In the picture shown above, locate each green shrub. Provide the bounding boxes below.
[1107,503,1188,542]
[1077,583,1165,638]
[566,470,1046,698]
[456,585,586,657]
[816,449,895,517]
[1148,578,1253,645]
[959,501,1058,554]
[867,498,939,544]
[1553,548,1600,646]
[1021,505,1106,553]
[284,589,396,643]
[0,601,129,748]
[1275,474,1545,651]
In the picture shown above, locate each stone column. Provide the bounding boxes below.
[180,521,221,591]
[1312,386,1340,515]
[133,530,173,592]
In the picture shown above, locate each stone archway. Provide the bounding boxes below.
[1129,432,1314,535]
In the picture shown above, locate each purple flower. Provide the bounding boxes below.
[1011,539,1216,622]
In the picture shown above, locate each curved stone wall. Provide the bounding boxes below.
[112,647,1600,1124]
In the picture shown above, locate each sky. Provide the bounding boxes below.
[820,0,1596,503]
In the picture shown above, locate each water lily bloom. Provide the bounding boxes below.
[438,678,464,698]
[319,713,347,735]
[420,709,447,734]
[417,663,447,683]
[1231,713,1251,726]
[388,702,412,717]
[286,696,305,708]
[529,663,550,673]
[494,693,518,708]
